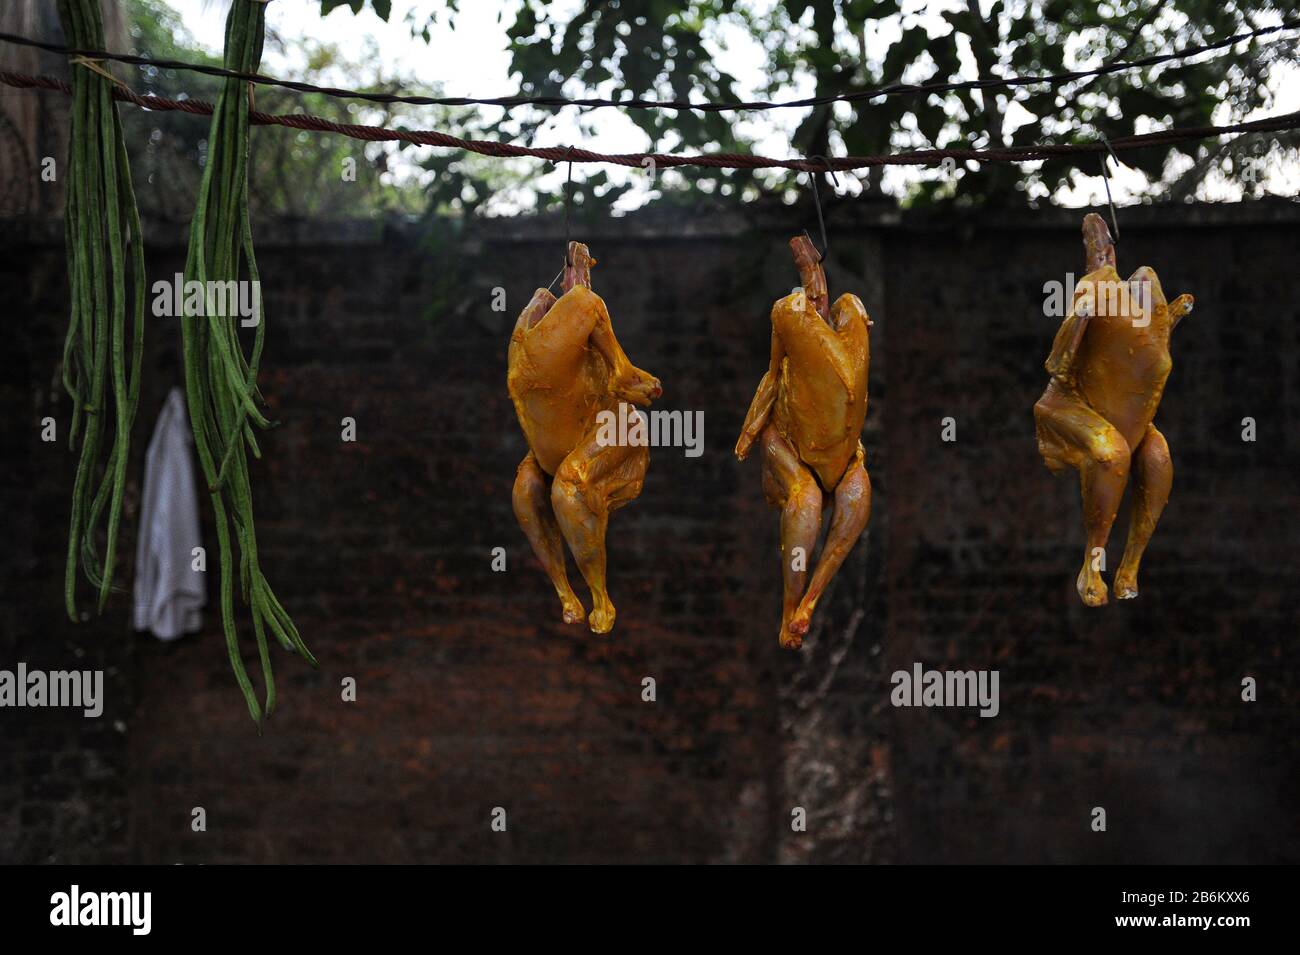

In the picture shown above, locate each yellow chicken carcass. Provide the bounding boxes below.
[735,235,873,649]
[507,241,661,633]
[1034,213,1194,606]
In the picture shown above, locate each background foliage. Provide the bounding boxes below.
[118,0,1300,217]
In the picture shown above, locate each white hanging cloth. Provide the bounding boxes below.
[133,387,205,640]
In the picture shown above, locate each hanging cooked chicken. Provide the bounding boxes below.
[1034,213,1194,606]
[735,236,873,649]
[507,241,662,633]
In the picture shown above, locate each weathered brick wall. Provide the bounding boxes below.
[2,200,1296,863]
[1,221,136,863]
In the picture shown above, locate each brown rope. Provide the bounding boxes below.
[1,67,1296,172]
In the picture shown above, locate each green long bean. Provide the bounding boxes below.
[57,0,145,618]
[181,0,315,727]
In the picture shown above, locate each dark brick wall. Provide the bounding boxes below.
[1,223,136,863]
[2,200,1296,863]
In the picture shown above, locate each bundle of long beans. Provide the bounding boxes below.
[57,0,145,619]
[182,0,314,727]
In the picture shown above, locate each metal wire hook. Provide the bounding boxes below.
[803,155,840,262]
[1096,132,1123,242]
[545,147,579,292]
[563,145,576,266]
